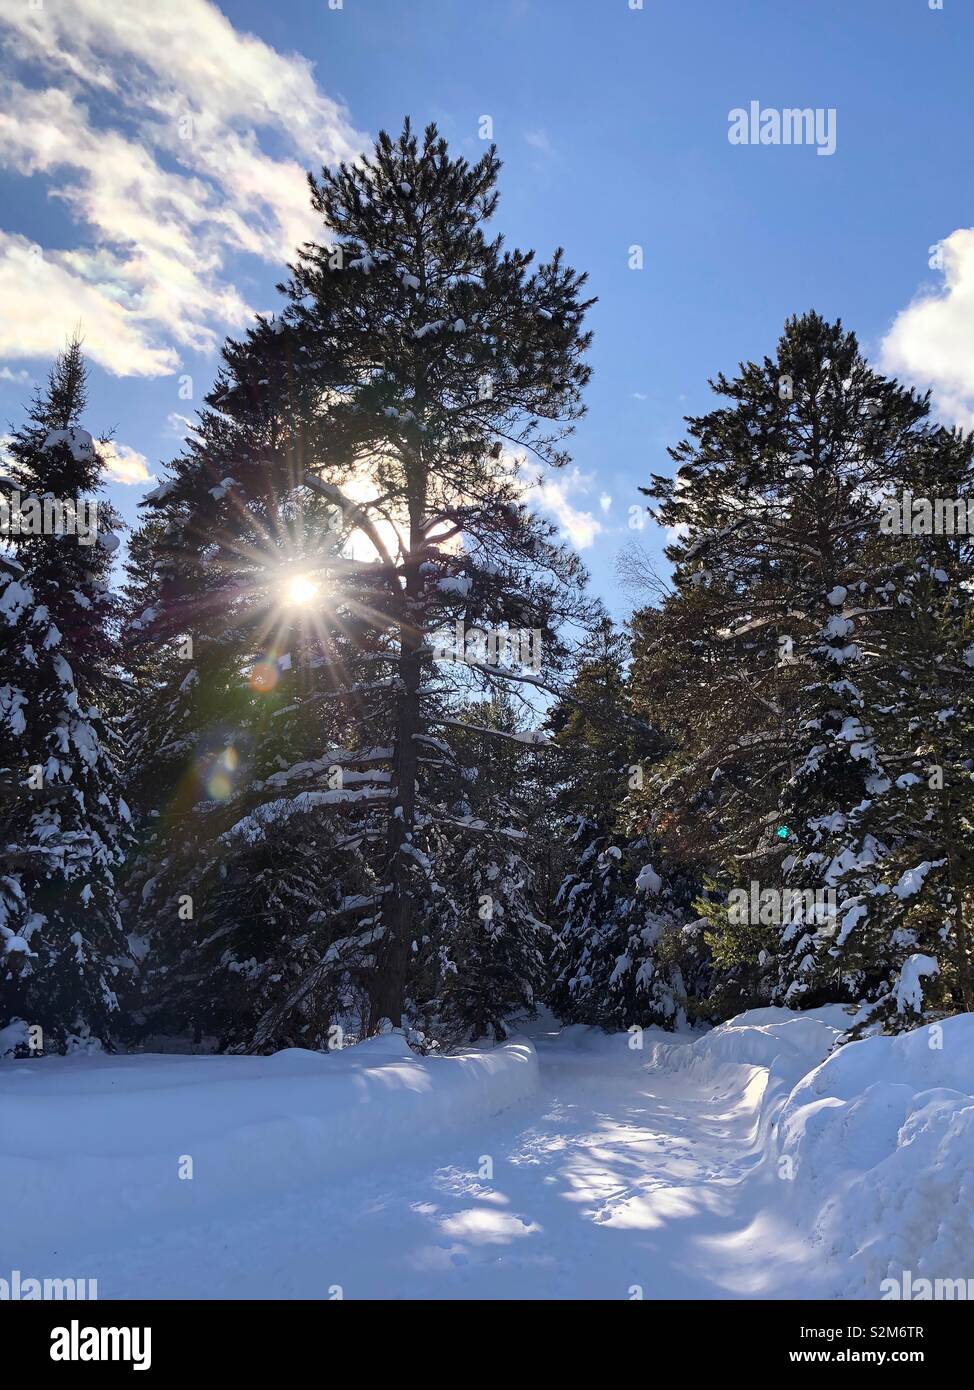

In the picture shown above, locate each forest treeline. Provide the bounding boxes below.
[2,122,972,1055]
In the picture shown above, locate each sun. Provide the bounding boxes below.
[284,573,319,606]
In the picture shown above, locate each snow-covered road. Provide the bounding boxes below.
[5,1008,973,1300]
[2,1019,822,1299]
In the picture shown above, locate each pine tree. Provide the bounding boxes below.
[0,342,132,1052]
[630,312,963,1016]
[272,118,598,1032]
[126,119,598,1046]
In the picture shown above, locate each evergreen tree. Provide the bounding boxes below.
[548,623,703,1029]
[126,119,598,1045]
[122,360,386,1050]
[820,430,974,1028]
[430,694,553,1042]
[630,312,964,1016]
[266,118,597,1033]
[0,342,131,1052]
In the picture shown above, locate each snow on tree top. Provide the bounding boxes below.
[42,427,95,462]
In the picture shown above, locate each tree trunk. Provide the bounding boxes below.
[368,600,421,1030]
[369,436,427,1033]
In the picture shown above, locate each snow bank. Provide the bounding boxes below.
[775,1014,974,1297]
[1,1034,538,1256]
[646,1004,853,1078]
[647,1005,974,1299]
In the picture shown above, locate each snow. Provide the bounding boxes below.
[207,477,238,502]
[1,1035,537,1263]
[4,1006,972,1300]
[0,682,27,735]
[436,576,472,596]
[143,481,176,504]
[0,1018,31,1056]
[42,427,95,463]
[776,1013,974,1297]
[893,953,939,1013]
[892,860,941,899]
[635,862,662,895]
[0,578,33,622]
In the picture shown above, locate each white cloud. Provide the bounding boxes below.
[0,0,367,377]
[524,128,552,155]
[0,230,181,377]
[880,228,974,430]
[599,492,612,514]
[0,365,30,383]
[517,460,604,549]
[99,440,153,486]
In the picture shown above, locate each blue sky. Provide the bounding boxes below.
[0,0,971,617]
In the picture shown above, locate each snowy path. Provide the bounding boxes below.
[9,1019,834,1300]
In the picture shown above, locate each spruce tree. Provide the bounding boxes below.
[631,312,963,1015]
[430,694,553,1042]
[122,345,384,1050]
[820,430,974,1027]
[0,342,131,1052]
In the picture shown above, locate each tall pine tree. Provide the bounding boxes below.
[126,120,599,1045]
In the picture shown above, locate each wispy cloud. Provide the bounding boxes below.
[881,228,974,430]
[165,411,196,441]
[0,0,367,377]
[523,128,552,155]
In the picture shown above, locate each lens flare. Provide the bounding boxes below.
[249,659,279,694]
[285,574,318,606]
[205,746,239,801]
